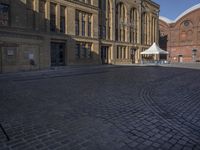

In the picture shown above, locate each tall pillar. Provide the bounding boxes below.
[79,12,82,36]
[106,1,108,40]
[152,17,154,42]
[149,14,152,44]
[118,5,120,41]
[56,4,60,32]
[85,14,89,36]
[147,13,150,45]
[155,18,158,44]
[137,10,140,44]
[65,7,67,34]
[134,10,137,44]
[127,10,130,43]
[112,0,115,41]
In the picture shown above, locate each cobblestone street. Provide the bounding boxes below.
[0,66,200,150]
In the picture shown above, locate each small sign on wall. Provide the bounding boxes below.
[6,47,16,56]
[28,53,34,60]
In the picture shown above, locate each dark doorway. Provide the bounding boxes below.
[51,42,65,66]
[101,46,109,64]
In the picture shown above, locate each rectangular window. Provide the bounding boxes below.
[123,47,126,59]
[117,47,120,59]
[76,42,92,59]
[60,6,66,33]
[0,3,9,26]
[82,43,86,58]
[116,28,118,41]
[87,44,92,58]
[50,3,56,32]
[75,11,79,35]
[76,44,81,58]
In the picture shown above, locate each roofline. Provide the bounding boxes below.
[159,3,200,24]
[148,0,160,9]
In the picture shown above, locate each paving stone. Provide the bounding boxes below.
[0,66,200,150]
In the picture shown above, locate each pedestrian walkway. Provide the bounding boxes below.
[0,66,200,150]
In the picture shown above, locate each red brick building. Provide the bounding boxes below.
[159,4,200,63]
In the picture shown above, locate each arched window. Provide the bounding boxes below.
[116,2,127,41]
[142,12,147,44]
[130,8,137,43]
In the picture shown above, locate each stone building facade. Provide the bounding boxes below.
[0,0,159,73]
[159,4,200,63]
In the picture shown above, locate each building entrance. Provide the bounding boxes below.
[101,46,109,64]
[178,55,183,63]
[51,42,65,66]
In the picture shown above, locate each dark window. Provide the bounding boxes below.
[75,11,79,35]
[0,3,9,26]
[76,44,81,58]
[82,43,86,58]
[87,44,92,58]
[103,26,106,39]
[184,20,189,27]
[50,3,56,32]
[60,6,66,33]
[117,47,120,59]
[99,25,102,38]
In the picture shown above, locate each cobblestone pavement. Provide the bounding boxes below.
[0,66,200,150]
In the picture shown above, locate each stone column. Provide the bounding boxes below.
[147,13,150,45]
[85,14,89,36]
[118,5,120,41]
[137,9,141,44]
[155,18,158,44]
[149,13,152,44]
[56,4,60,33]
[112,0,115,41]
[67,7,75,35]
[65,7,67,34]
[79,12,82,36]
[153,17,155,43]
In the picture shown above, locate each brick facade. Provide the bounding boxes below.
[159,4,200,63]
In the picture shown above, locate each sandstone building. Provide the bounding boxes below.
[159,4,200,63]
[0,0,159,73]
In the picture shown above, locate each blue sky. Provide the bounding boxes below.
[152,0,200,20]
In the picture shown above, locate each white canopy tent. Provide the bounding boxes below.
[141,42,169,55]
[140,42,169,64]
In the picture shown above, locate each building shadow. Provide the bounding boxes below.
[0,0,101,73]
